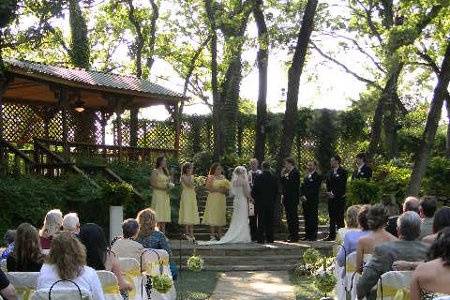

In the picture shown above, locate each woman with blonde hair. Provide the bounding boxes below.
[39,209,63,249]
[202,163,230,241]
[37,232,105,300]
[7,223,44,272]
[150,156,173,233]
[178,162,200,241]
[136,208,177,279]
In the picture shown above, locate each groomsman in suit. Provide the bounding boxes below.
[281,157,301,243]
[352,152,372,180]
[248,158,261,242]
[252,161,278,243]
[300,161,323,241]
[324,155,348,241]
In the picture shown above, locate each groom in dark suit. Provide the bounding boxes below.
[280,157,301,243]
[252,161,278,243]
[300,160,322,241]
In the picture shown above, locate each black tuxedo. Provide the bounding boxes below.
[280,167,300,241]
[248,169,261,241]
[252,170,278,242]
[326,166,348,238]
[300,171,322,240]
[352,164,373,180]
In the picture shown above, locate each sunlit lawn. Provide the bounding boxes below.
[176,271,220,300]
[289,271,334,300]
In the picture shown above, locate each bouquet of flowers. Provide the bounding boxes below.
[187,255,204,272]
[314,269,336,298]
[167,182,175,189]
[193,176,207,189]
[302,248,321,267]
[216,179,231,190]
[151,274,173,294]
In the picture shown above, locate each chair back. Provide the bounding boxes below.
[118,257,145,300]
[31,279,91,300]
[0,259,6,272]
[140,249,176,300]
[376,271,413,300]
[96,271,122,300]
[6,272,39,300]
[344,252,360,300]
[433,296,450,300]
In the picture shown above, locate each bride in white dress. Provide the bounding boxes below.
[199,166,252,244]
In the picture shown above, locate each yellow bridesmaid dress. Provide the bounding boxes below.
[178,176,200,225]
[151,170,171,222]
[202,178,229,226]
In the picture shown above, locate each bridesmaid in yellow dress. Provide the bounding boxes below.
[150,156,173,233]
[203,163,230,241]
[178,162,200,241]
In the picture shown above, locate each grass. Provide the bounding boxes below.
[176,271,220,300]
[289,270,334,300]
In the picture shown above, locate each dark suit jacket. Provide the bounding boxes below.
[252,170,278,208]
[300,171,322,202]
[386,216,399,237]
[356,240,429,299]
[280,168,300,202]
[352,164,373,180]
[325,167,348,198]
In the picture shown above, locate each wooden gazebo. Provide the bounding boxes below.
[0,59,185,176]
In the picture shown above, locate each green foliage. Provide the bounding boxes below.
[348,179,381,205]
[422,156,450,197]
[302,248,321,266]
[102,182,133,206]
[151,274,173,294]
[373,160,412,203]
[314,271,336,296]
[68,0,90,68]
[187,255,205,272]
[338,109,366,141]
[311,109,337,173]
[192,151,213,176]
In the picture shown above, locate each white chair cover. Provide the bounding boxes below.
[344,252,359,300]
[118,257,147,300]
[6,272,39,300]
[0,259,6,272]
[96,271,122,300]
[31,289,92,300]
[140,249,176,300]
[376,271,413,300]
[434,296,450,300]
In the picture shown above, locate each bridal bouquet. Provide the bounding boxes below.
[187,255,204,272]
[151,274,173,294]
[216,179,230,190]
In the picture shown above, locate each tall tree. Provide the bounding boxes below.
[68,0,90,68]
[253,0,269,162]
[407,40,450,196]
[277,0,319,170]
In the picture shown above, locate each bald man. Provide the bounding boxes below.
[386,196,420,237]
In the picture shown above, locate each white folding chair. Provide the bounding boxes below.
[96,271,122,300]
[31,279,92,300]
[0,259,6,272]
[6,272,39,300]
[118,257,146,300]
[140,249,176,300]
[376,271,413,300]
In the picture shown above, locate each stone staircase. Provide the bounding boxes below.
[171,240,334,272]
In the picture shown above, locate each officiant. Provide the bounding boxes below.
[252,161,278,244]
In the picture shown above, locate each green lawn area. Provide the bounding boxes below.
[289,271,335,300]
[176,271,220,300]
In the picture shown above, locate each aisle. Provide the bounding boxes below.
[209,271,295,300]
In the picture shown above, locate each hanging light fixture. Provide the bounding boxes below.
[74,96,85,113]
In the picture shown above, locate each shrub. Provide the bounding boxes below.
[102,182,133,206]
[192,151,213,176]
[422,156,450,197]
[373,160,411,204]
[348,179,381,205]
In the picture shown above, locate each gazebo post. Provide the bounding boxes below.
[129,106,139,148]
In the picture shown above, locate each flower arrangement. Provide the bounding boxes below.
[187,255,204,272]
[216,179,230,190]
[193,176,207,189]
[302,248,321,267]
[314,269,337,298]
[151,274,172,294]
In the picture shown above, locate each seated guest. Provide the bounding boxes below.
[386,196,419,237]
[111,218,144,262]
[419,196,437,239]
[381,194,399,218]
[336,205,361,246]
[37,232,105,300]
[410,227,450,299]
[7,223,44,272]
[39,209,63,249]
[136,208,177,279]
[356,204,397,272]
[63,212,80,235]
[1,230,16,260]
[337,205,371,267]
[356,211,429,299]
[0,269,17,300]
[423,206,450,244]
[79,223,132,293]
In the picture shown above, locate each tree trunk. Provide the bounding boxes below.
[146,0,159,74]
[383,91,399,159]
[210,30,223,160]
[68,0,90,69]
[407,41,450,196]
[277,0,319,170]
[253,0,268,163]
[367,61,403,157]
[446,95,450,158]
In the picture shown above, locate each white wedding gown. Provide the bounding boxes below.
[199,185,251,245]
